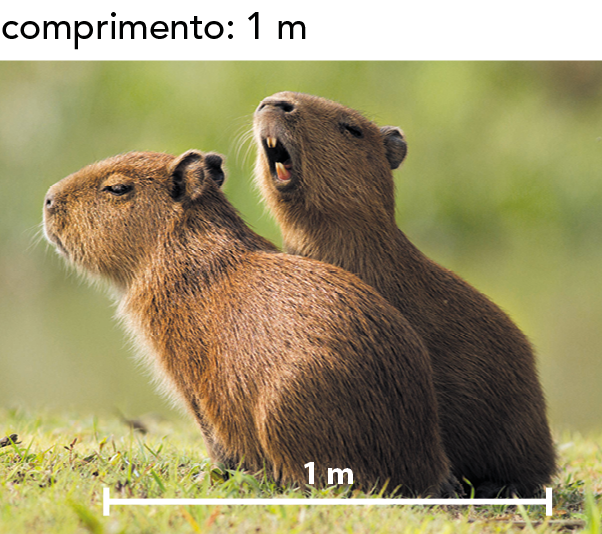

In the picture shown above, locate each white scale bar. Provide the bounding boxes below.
[103,486,553,516]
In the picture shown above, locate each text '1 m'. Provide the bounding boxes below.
[304,462,354,485]
[248,12,306,40]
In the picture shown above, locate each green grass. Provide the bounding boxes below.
[1,408,600,533]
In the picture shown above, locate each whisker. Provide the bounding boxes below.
[240,130,258,170]
[24,221,48,252]
[224,113,260,170]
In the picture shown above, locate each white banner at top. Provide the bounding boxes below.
[0,0,601,61]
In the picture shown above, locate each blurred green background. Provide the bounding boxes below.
[1,62,600,432]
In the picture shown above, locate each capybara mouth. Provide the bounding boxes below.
[46,230,69,258]
[263,136,295,187]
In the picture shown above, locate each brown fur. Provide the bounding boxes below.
[253,92,556,497]
[43,149,454,496]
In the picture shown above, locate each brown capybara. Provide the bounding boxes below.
[43,149,456,496]
[253,91,556,497]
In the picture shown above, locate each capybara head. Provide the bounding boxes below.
[253,91,407,221]
[43,150,225,286]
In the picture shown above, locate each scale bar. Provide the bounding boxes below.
[103,486,552,516]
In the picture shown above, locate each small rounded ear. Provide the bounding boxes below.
[203,152,226,188]
[380,126,407,170]
[168,150,205,202]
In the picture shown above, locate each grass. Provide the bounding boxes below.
[1,408,600,533]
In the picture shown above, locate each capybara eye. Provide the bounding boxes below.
[341,123,364,139]
[103,184,133,196]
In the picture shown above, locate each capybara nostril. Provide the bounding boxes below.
[44,192,55,211]
[257,99,295,114]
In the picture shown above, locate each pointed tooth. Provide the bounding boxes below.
[266,136,277,148]
[275,162,291,181]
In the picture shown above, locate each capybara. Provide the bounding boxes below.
[43,149,455,496]
[254,91,556,497]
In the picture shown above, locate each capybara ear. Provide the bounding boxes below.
[168,150,206,202]
[380,126,408,170]
[203,152,226,188]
